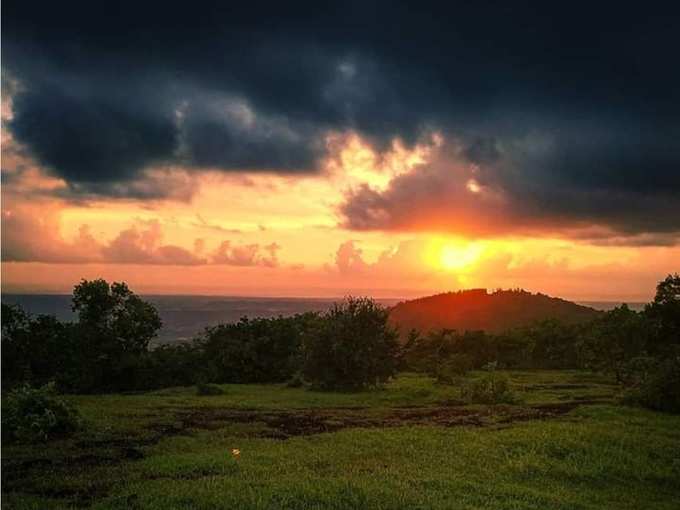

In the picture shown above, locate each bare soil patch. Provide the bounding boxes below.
[168,401,590,439]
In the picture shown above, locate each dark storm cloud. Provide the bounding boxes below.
[3,1,680,237]
[340,136,680,241]
[9,79,177,183]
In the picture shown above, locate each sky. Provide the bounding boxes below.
[1,1,679,300]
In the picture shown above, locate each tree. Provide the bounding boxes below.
[2,303,31,341]
[70,279,162,392]
[580,305,649,381]
[455,330,497,368]
[73,279,162,353]
[302,297,399,390]
[2,304,33,385]
[198,314,311,383]
[494,330,534,368]
[644,273,680,355]
[524,319,581,369]
[1,304,71,388]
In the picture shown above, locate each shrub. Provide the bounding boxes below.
[623,356,680,413]
[435,354,474,385]
[143,342,210,390]
[286,372,306,388]
[199,314,312,384]
[196,383,224,396]
[618,356,659,386]
[2,383,81,442]
[481,360,498,372]
[401,329,499,374]
[302,297,399,390]
[460,372,518,404]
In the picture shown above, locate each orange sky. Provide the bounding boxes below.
[2,120,676,301]
[3,4,680,303]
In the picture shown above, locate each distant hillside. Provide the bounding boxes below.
[389,289,602,335]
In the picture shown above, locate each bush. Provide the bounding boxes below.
[481,360,498,372]
[618,356,659,386]
[143,342,210,390]
[196,383,224,396]
[286,372,306,388]
[199,314,311,384]
[460,372,518,404]
[623,356,680,413]
[435,354,474,385]
[2,383,81,442]
[302,297,399,390]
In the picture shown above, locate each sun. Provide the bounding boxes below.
[436,241,484,272]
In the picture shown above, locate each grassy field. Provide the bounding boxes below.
[2,371,680,509]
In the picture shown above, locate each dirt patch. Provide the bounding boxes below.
[167,401,586,439]
[525,383,595,390]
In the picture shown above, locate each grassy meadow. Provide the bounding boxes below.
[2,370,680,509]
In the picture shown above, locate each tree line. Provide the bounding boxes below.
[2,276,678,410]
[1,282,399,392]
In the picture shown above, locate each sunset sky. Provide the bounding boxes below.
[2,2,678,300]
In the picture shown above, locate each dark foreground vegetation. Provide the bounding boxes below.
[3,275,679,409]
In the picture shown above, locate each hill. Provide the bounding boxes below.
[389,288,602,335]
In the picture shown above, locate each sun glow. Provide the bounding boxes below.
[466,178,481,193]
[425,239,485,272]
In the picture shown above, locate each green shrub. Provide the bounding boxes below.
[623,356,680,413]
[435,355,473,385]
[481,361,498,372]
[198,314,312,384]
[196,383,224,396]
[2,383,80,442]
[286,372,306,388]
[618,356,659,386]
[460,372,518,404]
[302,297,399,390]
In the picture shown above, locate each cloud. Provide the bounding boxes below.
[569,229,680,247]
[262,243,282,268]
[331,239,436,280]
[53,169,200,203]
[192,214,241,234]
[1,204,282,266]
[101,220,206,265]
[7,79,177,185]
[176,94,325,172]
[335,241,369,274]
[211,240,281,267]
[340,138,680,243]
[3,1,679,205]
[1,209,206,265]
[1,133,199,203]
[1,203,103,264]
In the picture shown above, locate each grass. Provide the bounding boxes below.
[3,371,680,509]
